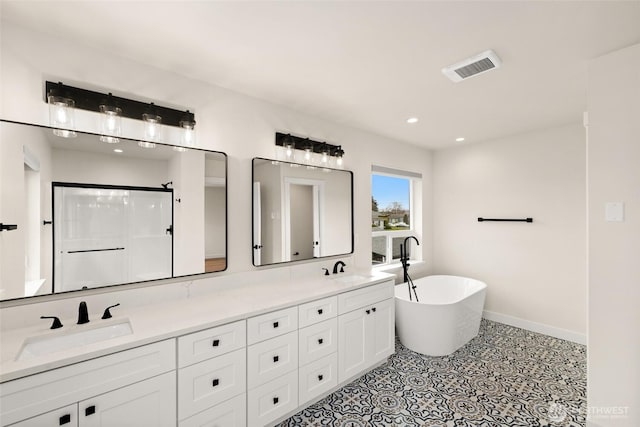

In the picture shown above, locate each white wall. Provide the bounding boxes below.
[587,43,640,427]
[0,20,432,293]
[432,124,587,341]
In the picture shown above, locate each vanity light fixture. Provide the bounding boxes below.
[99,93,122,144]
[44,81,196,143]
[47,82,76,138]
[274,132,345,169]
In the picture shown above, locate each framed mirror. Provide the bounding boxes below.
[0,120,227,301]
[252,157,353,266]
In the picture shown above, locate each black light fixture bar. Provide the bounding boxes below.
[275,132,344,157]
[45,81,194,128]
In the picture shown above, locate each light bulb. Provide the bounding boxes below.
[285,144,293,158]
[180,112,196,147]
[48,94,76,138]
[304,148,312,161]
[143,112,162,142]
[99,103,122,144]
[321,151,329,164]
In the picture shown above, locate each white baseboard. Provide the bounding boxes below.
[483,310,586,345]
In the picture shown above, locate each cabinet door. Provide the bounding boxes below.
[9,404,78,427]
[370,298,395,363]
[79,372,175,427]
[337,308,368,383]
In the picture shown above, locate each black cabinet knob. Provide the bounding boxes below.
[273,355,279,363]
[212,378,219,387]
[318,338,324,345]
[273,321,279,328]
[318,308,323,315]
[273,397,279,405]
[59,414,71,425]
[366,309,371,315]
[318,374,324,381]
[212,339,220,347]
[85,406,96,416]
[372,307,377,312]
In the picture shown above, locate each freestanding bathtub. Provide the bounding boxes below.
[395,275,487,356]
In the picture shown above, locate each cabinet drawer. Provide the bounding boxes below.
[0,340,175,427]
[179,393,246,427]
[247,370,298,427]
[178,348,246,420]
[177,320,246,368]
[338,280,394,314]
[298,296,337,328]
[298,318,337,366]
[247,331,298,389]
[8,404,77,427]
[247,306,297,345]
[299,353,338,406]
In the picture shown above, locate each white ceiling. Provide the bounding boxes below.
[2,1,640,149]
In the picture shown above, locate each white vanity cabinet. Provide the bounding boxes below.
[246,307,299,427]
[177,320,246,427]
[0,340,176,427]
[297,296,338,406]
[337,280,395,383]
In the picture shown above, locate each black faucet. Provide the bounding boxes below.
[400,236,420,281]
[400,236,420,302]
[78,301,89,324]
[332,260,346,274]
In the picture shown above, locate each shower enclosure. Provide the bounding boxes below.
[53,183,173,292]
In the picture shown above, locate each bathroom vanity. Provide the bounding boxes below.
[0,273,395,427]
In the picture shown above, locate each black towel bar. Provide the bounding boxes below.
[478,217,533,223]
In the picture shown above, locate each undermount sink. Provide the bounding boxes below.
[331,274,371,284]
[17,320,133,361]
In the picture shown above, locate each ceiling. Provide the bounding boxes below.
[2,1,640,149]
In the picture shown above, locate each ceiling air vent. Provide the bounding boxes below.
[442,50,501,83]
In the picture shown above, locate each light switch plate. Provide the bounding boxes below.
[605,202,624,222]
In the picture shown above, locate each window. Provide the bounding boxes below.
[371,166,421,266]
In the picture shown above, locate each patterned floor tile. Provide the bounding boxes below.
[277,320,586,427]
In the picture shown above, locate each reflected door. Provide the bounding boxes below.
[284,178,322,261]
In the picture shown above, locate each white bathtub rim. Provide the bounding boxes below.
[395,275,487,306]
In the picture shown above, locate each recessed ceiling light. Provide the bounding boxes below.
[113,148,123,153]
[455,137,465,142]
[407,117,419,124]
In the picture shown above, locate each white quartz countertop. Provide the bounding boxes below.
[0,271,394,383]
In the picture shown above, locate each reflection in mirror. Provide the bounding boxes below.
[0,120,226,301]
[252,158,353,266]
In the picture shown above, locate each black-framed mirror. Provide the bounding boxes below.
[0,120,227,301]
[252,157,353,266]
